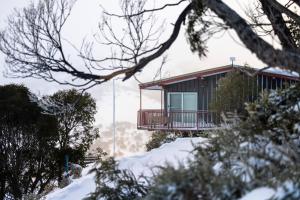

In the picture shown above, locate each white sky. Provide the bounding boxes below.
[0,0,265,128]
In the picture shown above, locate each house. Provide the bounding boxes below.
[137,65,299,131]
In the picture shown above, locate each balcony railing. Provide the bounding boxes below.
[137,109,221,131]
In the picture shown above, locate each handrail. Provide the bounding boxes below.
[137,109,220,130]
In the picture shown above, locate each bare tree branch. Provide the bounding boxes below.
[291,0,300,7]
[1,0,300,89]
[266,0,300,24]
[103,0,188,18]
[260,0,298,51]
[203,0,300,73]
[237,65,273,77]
[122,3,194,80]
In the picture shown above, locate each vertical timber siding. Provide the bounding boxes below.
[163,71,297,111]
[164,73,227,111]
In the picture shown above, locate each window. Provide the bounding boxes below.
[167,92,197,124]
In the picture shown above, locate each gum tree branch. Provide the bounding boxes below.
[260,0,298,51]
[1,0,300,89]
[203,0,300,73]
[103,0,188,18]
[266,0,300,24]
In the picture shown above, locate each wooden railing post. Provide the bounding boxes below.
[139,89,142,128]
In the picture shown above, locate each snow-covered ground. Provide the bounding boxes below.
[46,165,96,200]
[45,137,282,200]
[46,137,206,200]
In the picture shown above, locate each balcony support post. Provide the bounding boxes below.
[139,88,142,127]
[161,89,163,112]
[161,88,163,127]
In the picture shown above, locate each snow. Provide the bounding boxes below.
[45,137,294,200]
[262,67,299,78]
[45,137,206,200]
[234,65,299,78]
[240,187,275,200]
[119,137,206,177]
[46,165,96,200]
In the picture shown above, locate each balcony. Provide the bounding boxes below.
[137,109,221,131]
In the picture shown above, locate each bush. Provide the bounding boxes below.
[145,130,248,200]
[48,89,99,181]
[87,84,300,199]
[146,131,207,151]
[210,69,258,117]
[146,132,177,151]
[0,84,59,200]
[144,83,300,199]
[85,157,148,200]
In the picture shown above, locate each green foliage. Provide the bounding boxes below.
[49,89,99,181]
[146,131,205,152]
[50,89,99,152]
[146,160,245,200]
[289,19,300,47]
[146,132,177,151]
[144,83,300,199]
[86,81,300,199]
[210,70,258,115]
[86,157,148,200]
[286,5,300,48]
[186,0,208,57]
[0,86,100,199]
[0,84,59,200]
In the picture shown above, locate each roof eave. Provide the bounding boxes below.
[139,65,234,90]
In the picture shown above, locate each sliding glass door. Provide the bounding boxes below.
[168,93,183,123]
[168,92,197,125]
[183,93,197,124]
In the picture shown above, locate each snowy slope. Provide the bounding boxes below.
[46,165,96,200]
[46,137,206,200]
[45,137,281,200]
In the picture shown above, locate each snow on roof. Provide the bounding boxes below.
[261,67,299,78]
[238,65,299,78]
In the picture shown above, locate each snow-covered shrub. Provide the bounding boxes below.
[145,135,248,200]
[145,83,300,199]
[69,163,83,179]
[85,157,148,200]
[85,84,300,199]
[146,131,177,151]
[146,131,203,151]
[23,193,46,200]
[58,172,72,188]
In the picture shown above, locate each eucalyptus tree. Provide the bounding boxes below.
[0,0,299,88]
[48,89,99,180]
[0,84,58,200]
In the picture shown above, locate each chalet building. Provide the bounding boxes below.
[137,65,299,131]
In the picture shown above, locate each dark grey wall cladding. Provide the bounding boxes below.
[163,71,296,111]
[164,73,227,110]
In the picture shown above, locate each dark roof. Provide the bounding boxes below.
[139,65,299,90]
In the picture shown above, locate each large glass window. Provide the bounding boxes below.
[169,93,182,111]
[168,92,197,124]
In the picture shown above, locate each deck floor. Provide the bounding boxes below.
[138,122,222,131]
